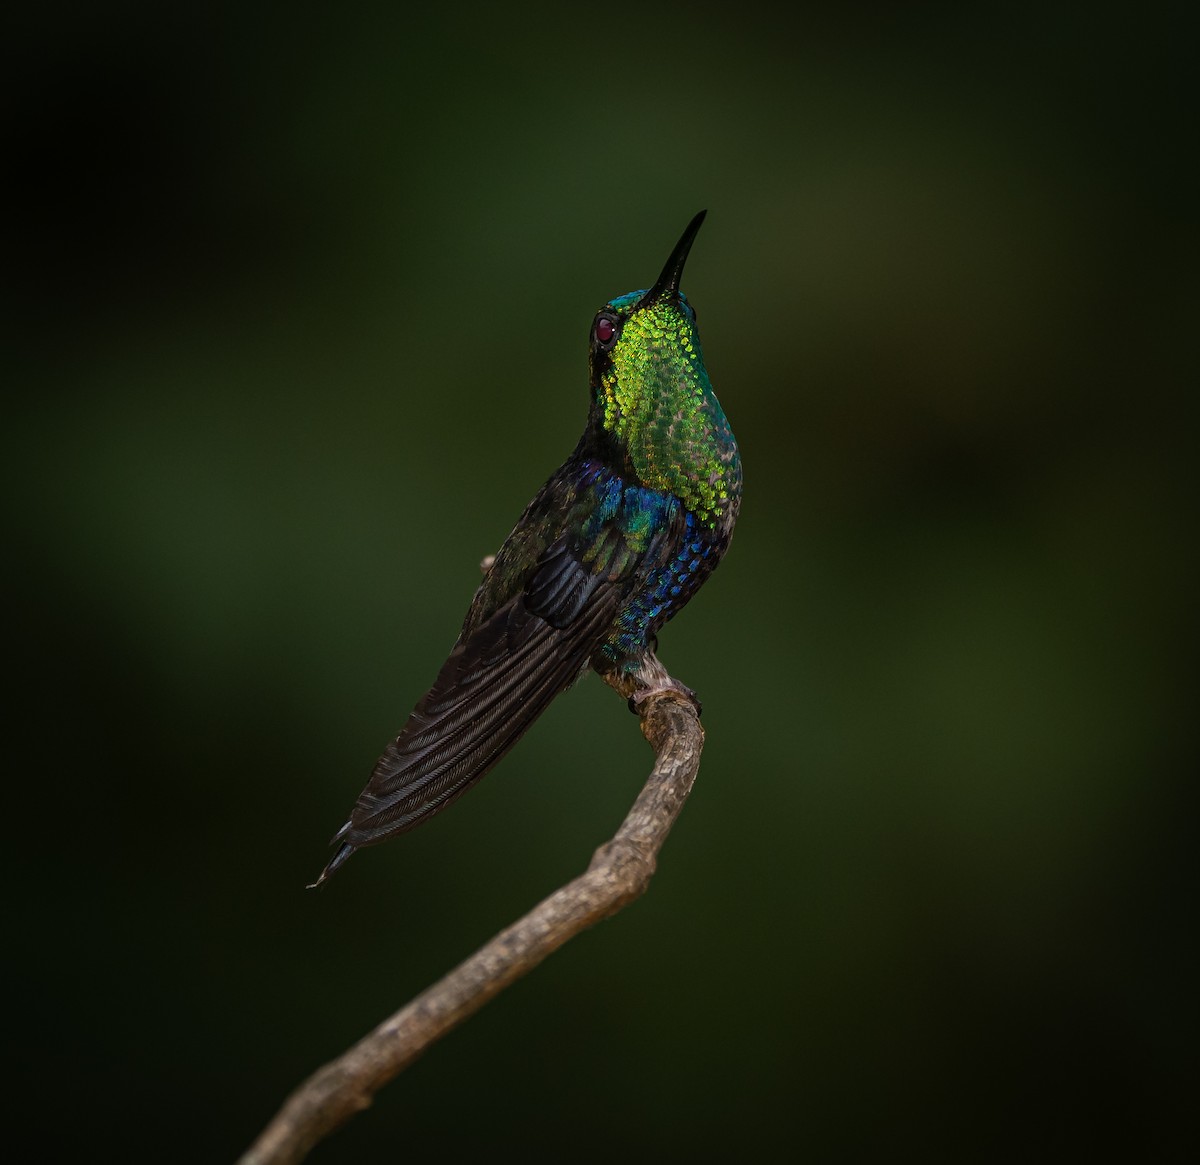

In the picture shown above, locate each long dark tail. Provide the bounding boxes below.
[309,590,615,886]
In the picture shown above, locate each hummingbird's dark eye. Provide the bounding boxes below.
[593,315,618,351]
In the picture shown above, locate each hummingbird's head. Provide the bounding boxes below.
[584,211,737,522]
[588,210,711,443]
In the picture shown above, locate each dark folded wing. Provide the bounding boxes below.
[329,552,620,855]
[312,469,687,885]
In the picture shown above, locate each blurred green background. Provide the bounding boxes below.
[7,3,1193,1160]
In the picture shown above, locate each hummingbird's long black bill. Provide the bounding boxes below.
[643,209,707,304]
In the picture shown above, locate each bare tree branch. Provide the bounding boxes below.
[239,665,704,1165]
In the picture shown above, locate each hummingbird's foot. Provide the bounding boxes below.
[479,553,496,575]
[628,677,702,717]
[618,652,702,716]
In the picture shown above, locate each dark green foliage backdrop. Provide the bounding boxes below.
[8,4,1192,1160]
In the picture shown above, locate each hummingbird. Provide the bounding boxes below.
[312,210,741,885]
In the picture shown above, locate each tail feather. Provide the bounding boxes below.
[307,824,354,888]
